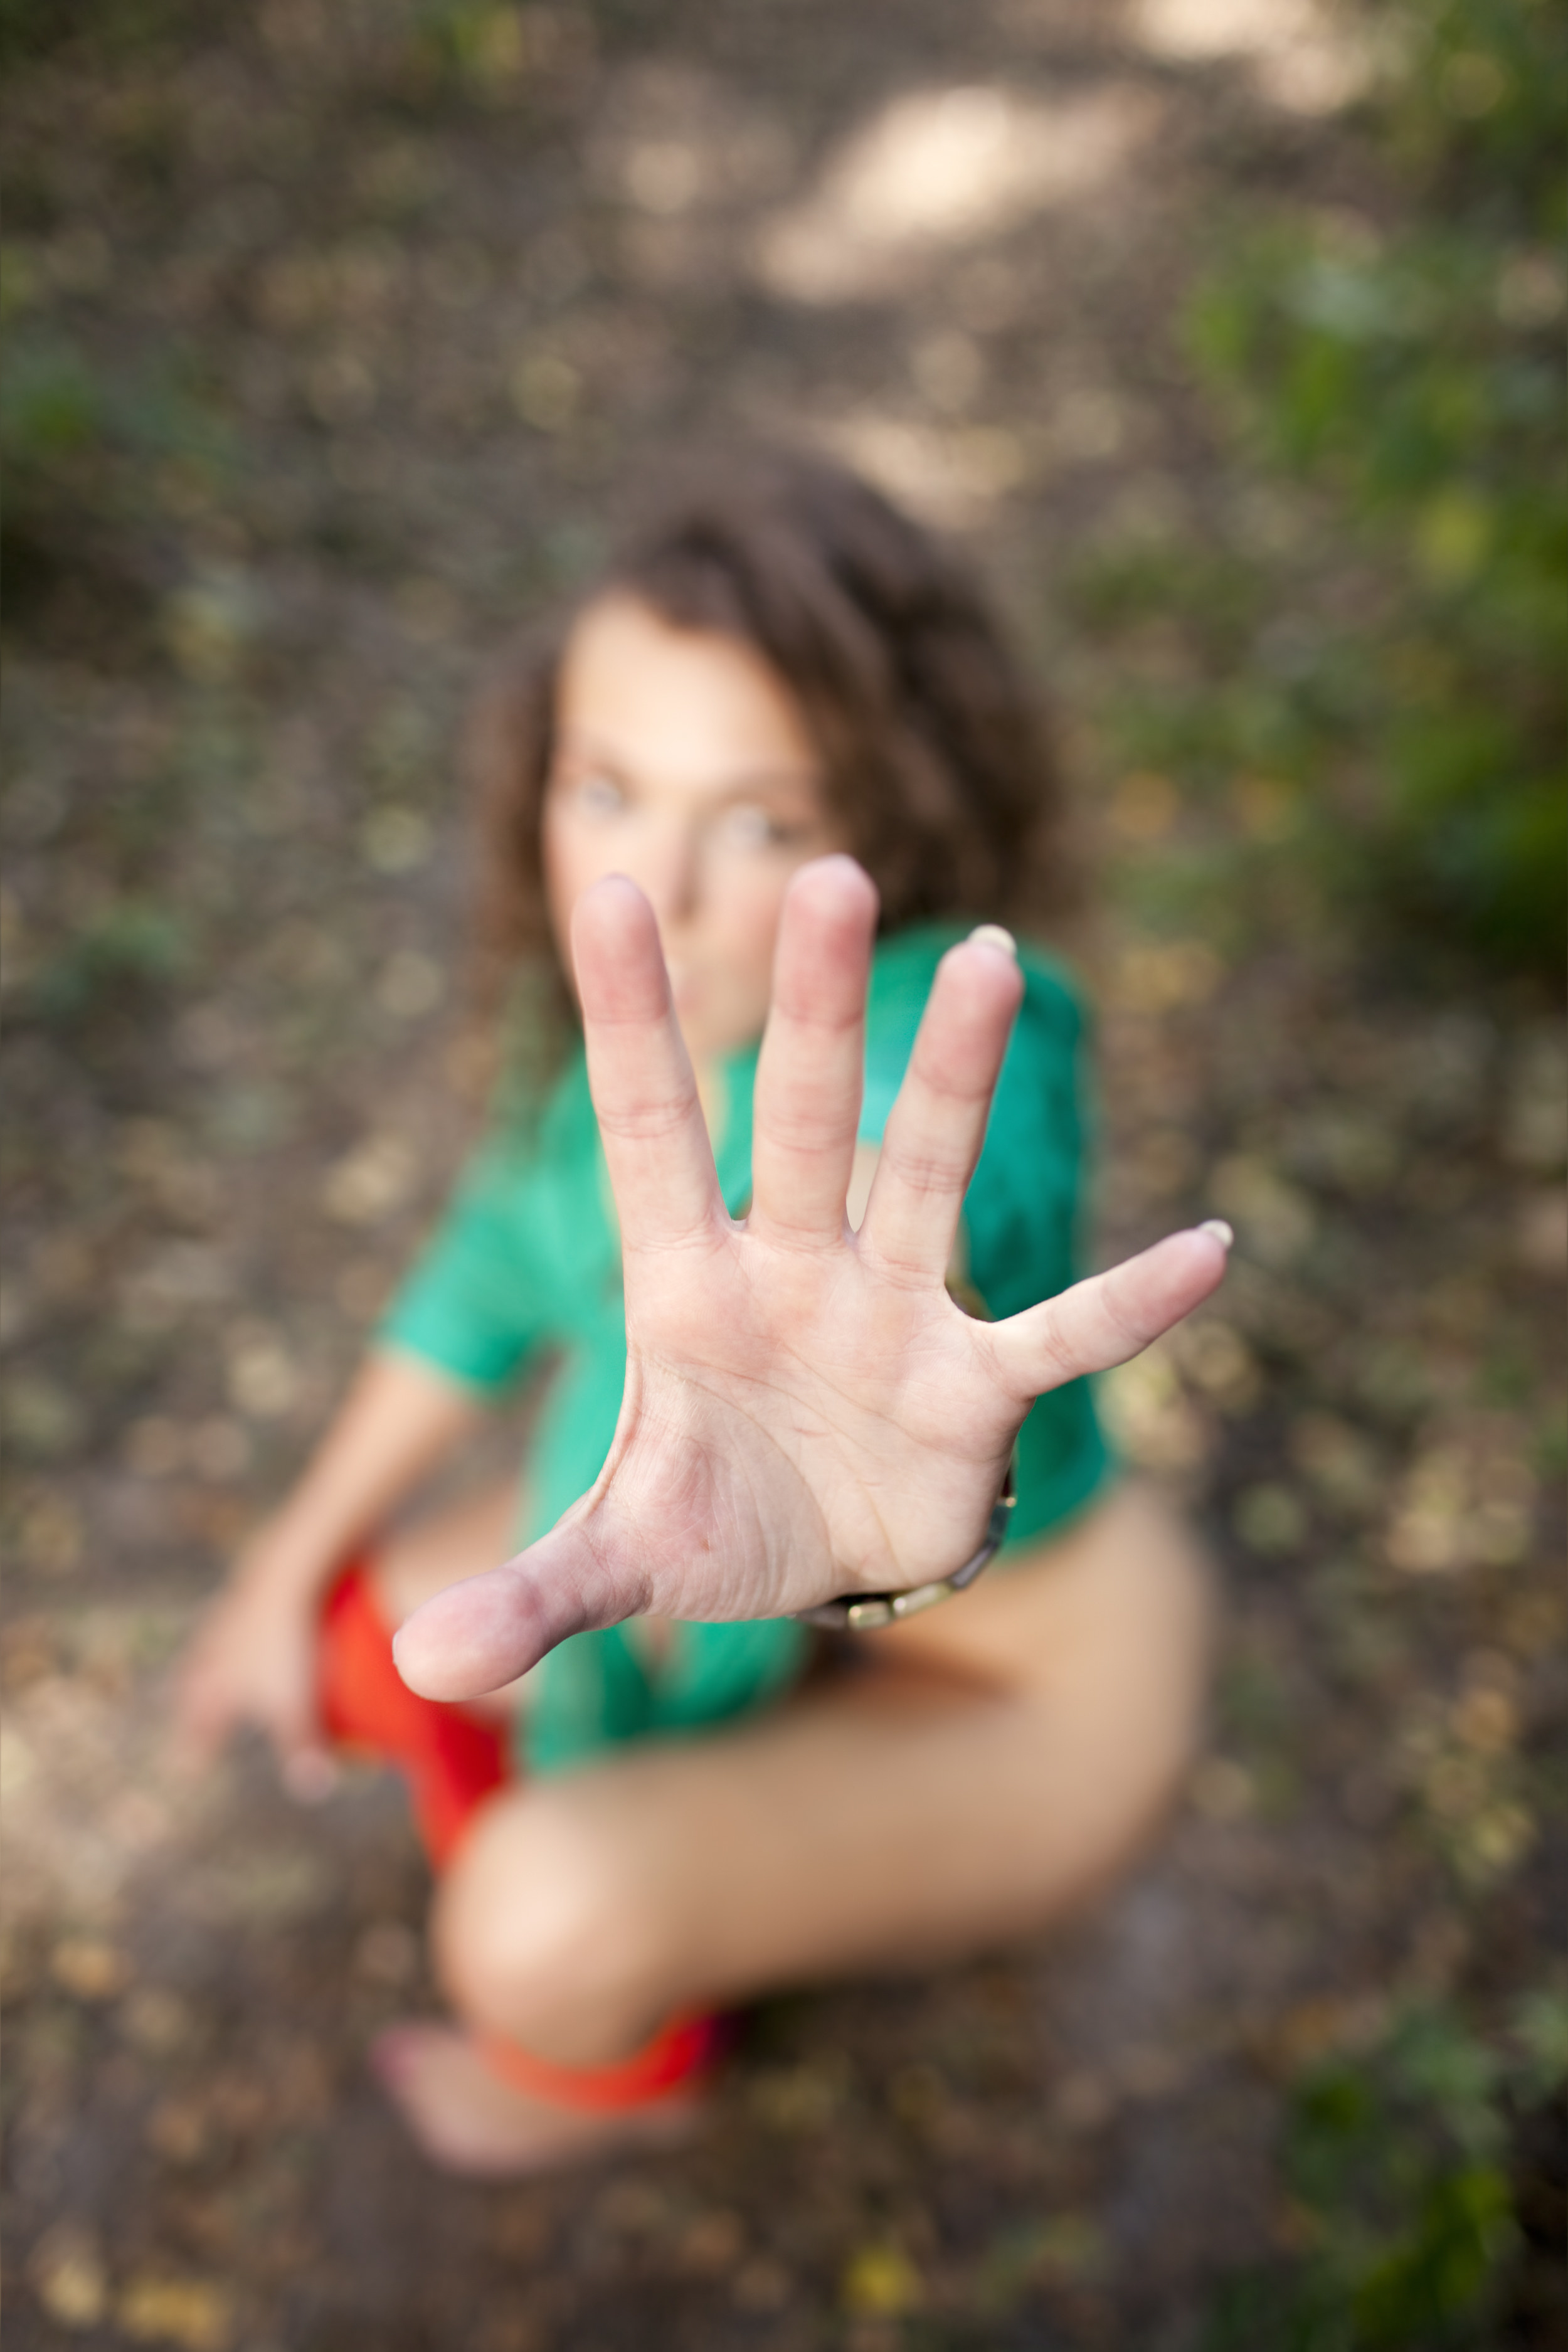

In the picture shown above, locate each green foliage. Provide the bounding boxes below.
[1510,1983,1568,2105]
[1,322,228,489]
[0,334,105,458]
[0,0,204,72]
[1379,0,1568,214]
[0,312,235,643]
[23,901,191,1025]
[1204,1993,1567,2349]
[1086,0,1567,973]
[408,0,533,102]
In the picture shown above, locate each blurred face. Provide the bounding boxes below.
[543,595,847,1061]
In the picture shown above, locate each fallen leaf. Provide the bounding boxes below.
[117,2274,234,2351]
[1233,1481,1308,1555]
[842,2243,922,2316]
[31,2222,108,2331]
[676,2209,744,2275]
[51,1936,132,2001]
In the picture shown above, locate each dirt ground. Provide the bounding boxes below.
[2,4,1563,2348]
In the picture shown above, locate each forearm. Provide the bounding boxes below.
[259,1348,490,1598]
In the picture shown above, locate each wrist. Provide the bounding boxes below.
[795,1458,1017,1631]
[238,1509,359,1604]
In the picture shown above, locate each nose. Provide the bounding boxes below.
[623,812,702,933]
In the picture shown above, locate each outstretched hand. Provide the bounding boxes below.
[395,857,1228,1701]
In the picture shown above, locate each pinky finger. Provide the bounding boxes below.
[987,1223,1232,1402]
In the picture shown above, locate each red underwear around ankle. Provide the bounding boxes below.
[319,1562,509,1869]
[478,2011,729,2112]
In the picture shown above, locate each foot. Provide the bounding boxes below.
[371,2022,706,2178]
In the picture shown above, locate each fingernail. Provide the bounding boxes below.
[968,923,1017,958]
[1198,1218,1234,1249]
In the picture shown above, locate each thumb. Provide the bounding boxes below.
[392,1517,640,1702]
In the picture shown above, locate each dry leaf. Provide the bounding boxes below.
[117,2274,234,2352]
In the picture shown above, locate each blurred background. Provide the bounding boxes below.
[2,2,1563,2346]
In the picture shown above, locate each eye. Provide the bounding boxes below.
[569,770,627,820]
[718,803,800,852]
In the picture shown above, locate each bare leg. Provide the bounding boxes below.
[381,1480,1214,2173]
[366,1477,713,2169]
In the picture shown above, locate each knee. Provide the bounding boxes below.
[1103,1518,1216,1808]
[1107,1535,1217,1860]
[430,1786,672,2055]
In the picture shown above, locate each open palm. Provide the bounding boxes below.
[396,858,1228,1701]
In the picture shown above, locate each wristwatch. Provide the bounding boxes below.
[794,1461,1017,1631]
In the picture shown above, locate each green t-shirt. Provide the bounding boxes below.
[381,923,1110,1772]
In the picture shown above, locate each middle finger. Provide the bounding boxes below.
[748,857,879,1249]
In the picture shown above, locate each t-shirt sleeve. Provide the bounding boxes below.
[861,938,1111,1547]
[377,1138,551,1393]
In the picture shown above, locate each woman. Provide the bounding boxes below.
[178,453,1227,2173]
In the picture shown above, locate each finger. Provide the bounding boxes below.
[271,1678,338,1799]
[169,1648,230,1774]
[749,857,879,1248]
[572,876,726,1254]
[282,1745,339,1803]
[167,1685,224,1778]
[987,1223,1232,1400]
[393,1519,638,1702]
[858,929,1024,1283]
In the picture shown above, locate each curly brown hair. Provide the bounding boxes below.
[468,448,1074,1073]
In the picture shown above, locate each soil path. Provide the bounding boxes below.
[3,6,1562,2348]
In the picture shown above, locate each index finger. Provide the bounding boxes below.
[572,876,726,1255]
